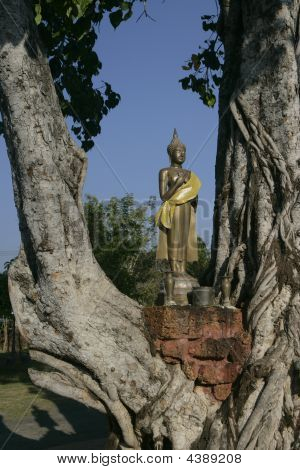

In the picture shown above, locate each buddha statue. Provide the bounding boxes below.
[155,129,202,305]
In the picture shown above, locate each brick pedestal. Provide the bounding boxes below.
[143,306,251,401]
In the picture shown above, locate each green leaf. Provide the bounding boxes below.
[179,77,191,90]
[72,126,82,135]
[35,13,42,25]
[191,53,201,71]
[205,94,216,107]
[123,9,133,21]
[202,21,217,32]
[121,1,131,10]
[212,74,222,86]
[35,3,41,15]
[75,0,93,18]
[109,9,123,29]
[203,48,220,70]
[34,3,42,25]
[33,0,136,150]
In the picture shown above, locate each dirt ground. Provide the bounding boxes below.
[0,353,109,450]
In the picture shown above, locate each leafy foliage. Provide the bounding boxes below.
[187,237,211,284]
[84,193,161,305]
[180,14,223,107]
[31,1,145,150]
[0,2,224,144]
[84,194,211,305]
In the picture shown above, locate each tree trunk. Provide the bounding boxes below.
[1,0,299,450]
[0,0,218,450]
[209,0,300,449]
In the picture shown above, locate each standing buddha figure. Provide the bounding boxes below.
[155,129,202,305]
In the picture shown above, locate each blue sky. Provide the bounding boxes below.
[0,0,219,270]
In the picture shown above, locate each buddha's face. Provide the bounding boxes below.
[171,147,185,165]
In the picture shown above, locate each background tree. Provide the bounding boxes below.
[187,236,211,284]
[84,195,210,305]
[1,0,299,450]
[84,194,161,306]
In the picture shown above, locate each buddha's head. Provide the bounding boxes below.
[167,129,186,165]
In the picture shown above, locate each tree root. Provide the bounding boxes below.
[29,350,140,449]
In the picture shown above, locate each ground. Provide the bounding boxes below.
[0,354,109,450]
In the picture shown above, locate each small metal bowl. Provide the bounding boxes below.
[192,286,215,307]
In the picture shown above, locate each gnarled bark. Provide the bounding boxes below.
[210,0,300,449]
[0,0,218,450]
[1,0,300,450]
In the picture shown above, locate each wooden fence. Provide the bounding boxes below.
[0,316,27,353]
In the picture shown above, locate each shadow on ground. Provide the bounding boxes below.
[0,354,109,450]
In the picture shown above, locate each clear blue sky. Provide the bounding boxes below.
[0,0,219,270]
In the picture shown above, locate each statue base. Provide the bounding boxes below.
[157,273,200,306]
[143,305,251,402]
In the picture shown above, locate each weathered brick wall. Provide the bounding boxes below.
[143,306,251,401]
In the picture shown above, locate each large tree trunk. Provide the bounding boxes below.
[1,0,299,450]
[209,0,300,449]
[0,0,218,450]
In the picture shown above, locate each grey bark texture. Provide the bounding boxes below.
[0,0,299,449]
[0,0,219,450]
[210,0,300,449]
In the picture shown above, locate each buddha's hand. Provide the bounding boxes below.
[182,171,191,184]
[176,174,188,187]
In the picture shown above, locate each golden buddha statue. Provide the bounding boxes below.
[155,129,202,305]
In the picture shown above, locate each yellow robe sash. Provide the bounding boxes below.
[155,172,202,262]
[155,172,201,229]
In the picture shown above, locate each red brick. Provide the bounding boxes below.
[142,306,250,391]
[160,339,188,360]
[213,384,232,401]
[197,359,242,385]
[188,338,232,359]
[143,306,244,340]
[188,308,243,339]
[143,306,189,338]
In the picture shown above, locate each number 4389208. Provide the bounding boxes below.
[186,454,242,464]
